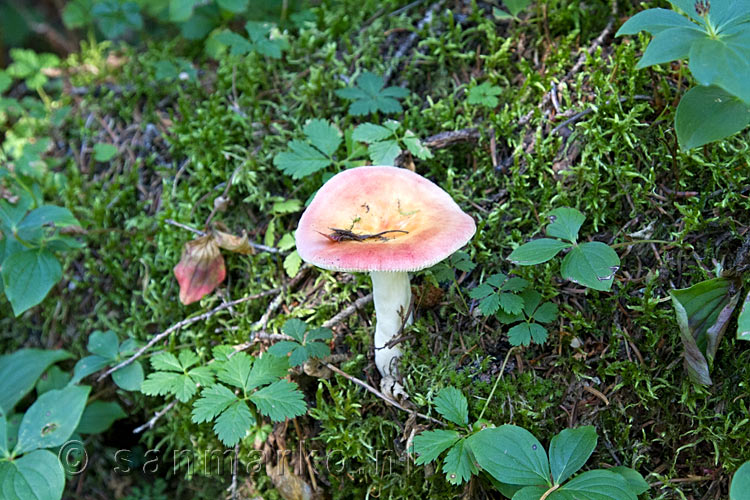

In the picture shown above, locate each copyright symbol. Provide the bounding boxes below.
[58,440,88,475]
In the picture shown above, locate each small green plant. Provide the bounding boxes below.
[499,290,558,346]
[427,251,476,284]
[71,330,144,391]
[335,72,409,116]
[616,0,750,149]
[508,207,620,292]
[466,81,502,108]
[5,49,60,91]
[352,120,433,165]
[268,319,332,366]
[213,21,288,59]
[191,351,306,446]
[469,272,529,316]
[141,350,215,402]
[731,461,750,500]
[493,0,533,20]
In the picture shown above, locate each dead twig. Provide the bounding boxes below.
[133,400,178,434]
[321,293,373,329]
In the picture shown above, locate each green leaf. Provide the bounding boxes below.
[169,0,198,22]
[2,249,62,316]
[635,27,705,68]
[499,293,525,315]
[671,277,739,385]
[273,140,332,179]
[532,302,558,323]
[268,341,301,359]
[467,82,502,108]
[0,71,11,94]
[217,352,253,391]
[93,0,143,38]
[501,277,529,292]
[70,355,110,385]
[249,380,306,421]
[737,291,750,341]
[282,318,307,343]
[217,0,248,13]
[192,384,238,423]
[402,131,433,159]
[304,119,342,157]
[35,366,71,395]
[555,470,636,500]
[512,486,549,500]
[433,387,469,426]
[151,352,183,372]
[0,449,64,500]
[368,140,401,165]
[335,72,408,116]
[305,342,330,361]
[675,85,750,150]
[352,123,394,142]
[283,250,302,277]
[615,8,703,36]
[442,438,477,485]
[508,239,572,265]
[18,205,79,231]
[561,242,620,291]
[0,349,72,413]
[549,426,597,484]
[689,36,750,104]
[93,143,118,162]
[0,413,7,457]
[469,283,495,299]
[75,401,127,434]
[412,429,461,464]
[479,294,501,316]
[214,30,253,55]
[62,0,94,28]
[214,400,254,446]
[508,323,549,346]
[15,385,90,454]
[468,425,550,486]
[731,461,750,500]
[141,371,183,397]
[87,330,119,360]
[546,208,585,243]
[112,361,144,391]
[246,354,289,390]
[306,327,333,342]
[608,467,649,495]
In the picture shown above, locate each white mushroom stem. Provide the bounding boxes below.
[370,271,412,398]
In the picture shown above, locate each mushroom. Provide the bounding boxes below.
[295,166,475,399]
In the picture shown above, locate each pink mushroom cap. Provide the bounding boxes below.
[295,166,476,273]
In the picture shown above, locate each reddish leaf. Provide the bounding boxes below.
[173,235,225,305]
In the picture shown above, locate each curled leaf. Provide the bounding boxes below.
[213,229,254,255]
[173,235,225,305]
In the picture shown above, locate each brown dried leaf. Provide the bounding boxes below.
[173,235,225,305]
[214,229,254,255]
[266,458,314,500]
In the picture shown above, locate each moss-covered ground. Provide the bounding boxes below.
[3,0,750,498]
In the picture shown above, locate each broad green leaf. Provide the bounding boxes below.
[368,140,401,165]
[93,143,117,162]
[18,206,79,231]
[216,0,248,13]
[35,366,70,395]
[62,0,94,28]
[554,470,636,500]
[709,0,750,28]
[546,208,585,243]
[112,361,144,391]
[479,294,501,316]
[75,401,127,434]
[249,380,306,421]
[2,249,62,316]
[0,449,64,500]
[731,461,750,500]
[192,384,238,423]
[499,293,525,315]
[273,140,331,179]
[512,486,549,500]
[246,354,289,390]
[217,352,253,391]
[282,319,307,343]
[304,119,342,157]
[615,8,702,35]
[671,277,740,385]
[352,123,393,142]
[675,85,750,149]
[15,385,90,454]
[468,425,550,486]
[549,426,597,484]
[169,0,198,22]
[608,467,649,495]
[508,239,571,265]
[70,355,110,384]
[0,349,71,413]
[501,277,529,292]
[433,387,469,426]
[151,352,183,372]
[560,242,620,291]
[689,36,750,104]
[412,429,461,464]
[0,72,11,94]
[521,289,542,317]
[737,291,750,341]
[214,400,254,447]
[636,26,706,68]
[443,438,477,485]
[87,330,119,360]
[0,413,6,456]
[667,0,706,24]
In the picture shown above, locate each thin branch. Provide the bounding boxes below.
[324,362,444,425]
[133,400,178,434]
[164,219,282,254]
[97,287,282,381]
[321,293,373,329]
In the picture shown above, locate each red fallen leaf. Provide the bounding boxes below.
[173,234,225,305]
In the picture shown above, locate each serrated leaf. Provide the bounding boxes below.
[246,354,289,390]
[273,140,332,179]
[142,371,183,397]
[412,429,461,464]
[546,208,585,243]
[282,319,307,343]
[501,277,529,292]
[250,380,306,421]
[151,352,182,372]
[469,283,495,299]
[508,323,533,346]
[304,119,342,157]
[443,438,476,485]
[305,342,330,361]
[177,350,199,370]
[499,293,525,315]
[549,426,598,484]
[402,131,433,160]
[214,400,254,447]
[675,85,750,150]
[433,387,469,426]
[467,82,502,108]
[352,123,394,142]
[306,327,333,342]
[368,140,401,165]
[187,366,214,386]
[268,341,302,358]
[532,302,558,323]
[217,352,253,391]
[283,250,302,278]
[468,425,550,486]
[336,72,407,116]
[479,294,501,316]
[192,384,238,423]
[561,242,620,291]
[508,239,571,265]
